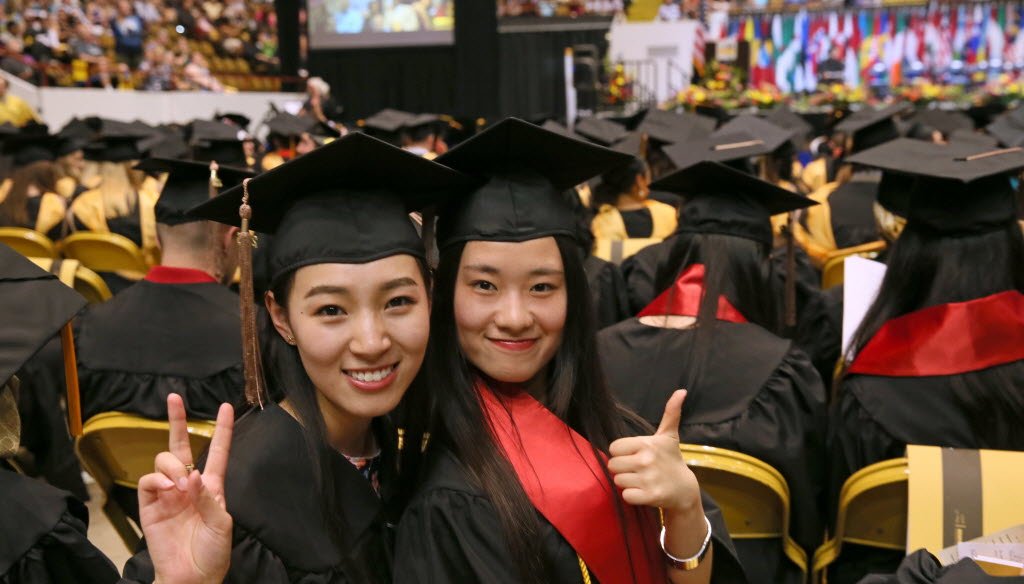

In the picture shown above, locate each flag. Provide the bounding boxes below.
[694,20,706,77]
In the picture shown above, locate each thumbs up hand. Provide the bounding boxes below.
[607,390,702,514]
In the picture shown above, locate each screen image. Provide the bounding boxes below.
[308,0,454,49]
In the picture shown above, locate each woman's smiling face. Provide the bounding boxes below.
[268,254,430,423]
[453,237,567,386]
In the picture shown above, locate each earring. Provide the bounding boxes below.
[285,335,296,345]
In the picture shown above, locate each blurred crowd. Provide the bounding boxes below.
[0,0,279,91]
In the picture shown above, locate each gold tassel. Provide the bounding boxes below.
[238,178,266,408]
[784,212,797,329]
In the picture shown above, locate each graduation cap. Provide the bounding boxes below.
[217,112,251,132]
[135,158,254,226]
[574,117,629,146]
[189,120,247,166]
[637,109,717,144]
[538,119,585,142]
[948,127,1000,150]
[834,103,908,154]
[82,120,151,162]
[984,114,1024,148]
[908,109,974,137]
[2,133,57,167]
[265,112,318,140]
[714,115,795,155]
[55,118,95,156]
[190,131,479,282]
[759,107,814,145]
[360,108,416,144]
[142,125,190,160]
[401,113,442,140]
[845,138,1024,234]
[0,243,87,434]
[662,131,777,171]
[650,160,817,245]
[611,131,648,157]
[435,117,633,248]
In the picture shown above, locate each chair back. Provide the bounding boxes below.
[28,257,112,303]
[681,444,808,576]
[60,232,149,276]
[76,412,216,549]
[821,240,887,289]
[811,457,909,583]
[592,237,662,265]
[0,227,58,258]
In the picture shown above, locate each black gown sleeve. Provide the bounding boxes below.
[0,471,119,584]
[620,249,658,315]
[588,258,632,329]
[794,285,843,394]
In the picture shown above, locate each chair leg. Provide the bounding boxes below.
[103,498,141,551]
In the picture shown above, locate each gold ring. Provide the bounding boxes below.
[184,463,195,473]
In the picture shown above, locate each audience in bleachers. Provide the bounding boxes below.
[0,0,278,91]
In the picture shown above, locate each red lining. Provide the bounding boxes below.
[637,264,747,323]
[144,266,217,284]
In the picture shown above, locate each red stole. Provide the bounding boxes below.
[637,264,747,323]
[478,383,666,584]
[848,290,1024,377]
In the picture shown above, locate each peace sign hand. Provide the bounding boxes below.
[607,390,702,514]
[137,394,234,584]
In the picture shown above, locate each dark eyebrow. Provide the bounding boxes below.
[530,267,564,277]
[305,285,348,299]
[383,277,418,291]
[304,277,418,299]
[463,264,500,275]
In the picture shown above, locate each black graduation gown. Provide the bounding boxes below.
[620,233,823,337]
[394,447,749,583]
[583,255,631,329]
[15,341,88,499]
[827,360,1024,584]
[122,403,396,583]
[857,549,1024,584]
[75,279,244,422]
[620,234,675,315]
[824,177,879,250]
[0,469,119,584]
[598,320,827,584]
[794,284,844,392]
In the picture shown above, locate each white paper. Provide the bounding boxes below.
[841,256,888,357]
[937,524,1024,566]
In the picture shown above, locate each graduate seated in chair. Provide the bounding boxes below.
[598,159,826,584]
[826,141,1024,584]
[0,242,119,584]
[0,133,70,241]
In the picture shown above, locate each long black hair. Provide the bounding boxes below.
[842,221,1024,445]
[592,156,649,209]
[250,257,433,578]
[407,235,650,583]
[649,231,778,391]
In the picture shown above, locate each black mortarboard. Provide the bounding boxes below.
[142,125,190,160]
[650,160,817,245]
[948,127,1000,150]
[845,138,1024,234]
[759,107,814,145]
[539,120,585,142]
[362,109,415,143]
[662,130,777,171]
[574,117,629,146]
[984,114,1024,148]
[637,109,717,144]
[834,103,907,154]
[189,132,479,284]
[611,131,648,157]
[0,243,87,388]
[135,158,254,226]
[435,117,632,248]
[217,112,251,131]
[909,109,974,137]
[265,112,318,140]
[402,113,441,134]
[2,133,57,167]
[714,115,795,155]
[82,119,151,162]
[189,120,247,166]
[56,117,94,156]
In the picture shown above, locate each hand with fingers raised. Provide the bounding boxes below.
[138,394,234,584]
[607,390,712,580]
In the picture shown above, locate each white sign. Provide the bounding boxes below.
[607,20,696,104]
